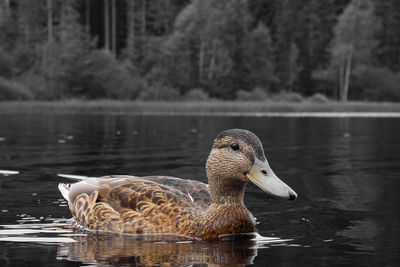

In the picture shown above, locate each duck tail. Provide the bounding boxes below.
[58,183,71,202]
[57,174,88,180]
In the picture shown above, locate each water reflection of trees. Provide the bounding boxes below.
[282,117,400,264]
[2,115,399,265]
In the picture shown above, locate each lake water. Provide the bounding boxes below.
[0,114,399,266]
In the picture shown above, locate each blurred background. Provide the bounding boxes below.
[0,0,399,102]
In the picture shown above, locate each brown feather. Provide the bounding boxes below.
[60,129,276,240]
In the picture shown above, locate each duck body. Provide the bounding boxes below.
[59,129,296,241]
[60,175,256,240]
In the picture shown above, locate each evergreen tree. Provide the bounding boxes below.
[294,0,346,95]
[374,0,400,71]
[0,0,398,101]
[163,0,275,98]
[242,23,277,90]
[273,0,299,92]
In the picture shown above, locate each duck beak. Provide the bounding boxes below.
[247,158,297,200]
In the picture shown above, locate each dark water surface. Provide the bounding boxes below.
[0,114,399,266]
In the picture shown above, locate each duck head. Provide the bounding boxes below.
[206,129,297,204]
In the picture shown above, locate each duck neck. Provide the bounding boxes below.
[208,176,247,205]
[198,177,256,240]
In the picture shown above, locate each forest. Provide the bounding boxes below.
[1,0,400,102]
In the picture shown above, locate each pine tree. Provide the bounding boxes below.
[273,0,299,92]
[163,0,276,98]
[104,0,110,50]
[374,0,400,71]
[126,0,135,58]
[111,0,116,54]
[242,23,277,90]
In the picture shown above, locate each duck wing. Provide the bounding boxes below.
[59,176,208,235]
[107,175,211,209]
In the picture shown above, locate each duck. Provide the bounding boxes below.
[58,129,297,241]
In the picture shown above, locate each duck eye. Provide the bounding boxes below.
[230,143,240,151]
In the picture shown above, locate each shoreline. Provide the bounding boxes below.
[1,100,400,117]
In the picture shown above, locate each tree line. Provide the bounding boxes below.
[0,0,400,101]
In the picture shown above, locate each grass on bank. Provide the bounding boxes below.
[1,100,400,115]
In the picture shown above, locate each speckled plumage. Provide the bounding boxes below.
[64,175,256,240]
[59,129,295,240]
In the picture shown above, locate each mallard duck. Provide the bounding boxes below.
[58,129,297,240]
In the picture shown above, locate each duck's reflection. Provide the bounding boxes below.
[56,232,274,266]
